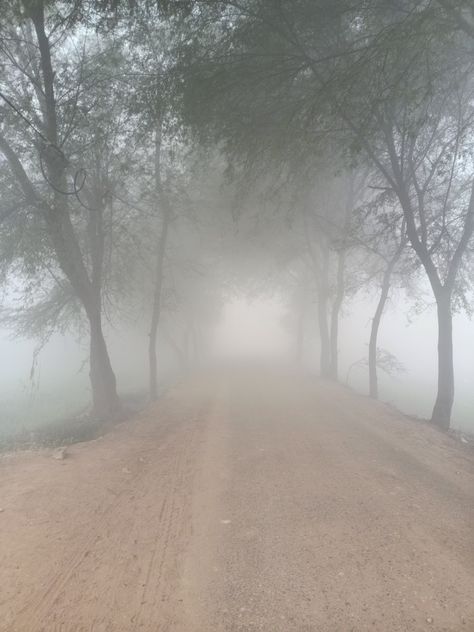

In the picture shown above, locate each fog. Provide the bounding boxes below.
[1,1,474,440]
[213,298,290,360]
[2,288,473,439]
[2,3,474,629]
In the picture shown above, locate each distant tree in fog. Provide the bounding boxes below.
[303,170,367,381]
[353,190,409,399]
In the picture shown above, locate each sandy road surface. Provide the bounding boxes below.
[0,372,473,631]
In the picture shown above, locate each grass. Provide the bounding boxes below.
[0,390,149,453]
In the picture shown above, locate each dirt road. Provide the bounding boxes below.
[1,371,473,631]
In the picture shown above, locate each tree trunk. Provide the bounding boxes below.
[431,290,454,429]
[368,280,389,400]
[368,244,404,399]
[88,306,120,419]
[318,291,331,377]
[397,183,455,429]
[148,207,170,400]
[329,250,345,380]
[148,120,172,401]
[304,214,331,377]
[317,244,331,378]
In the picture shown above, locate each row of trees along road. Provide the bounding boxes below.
[0,0,224,418]
[0,1,473,430]
[181,0,474,429]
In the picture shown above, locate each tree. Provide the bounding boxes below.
[309,170,365,380]
[353,189,409,398]
[0,1,129,417]
[343,27,474,426]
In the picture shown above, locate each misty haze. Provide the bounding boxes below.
[0,1,473,631]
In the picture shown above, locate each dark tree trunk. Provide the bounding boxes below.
[88,307,120,418]
[431,290,454,429]
[396,186,457,429]
[86,189,120,419]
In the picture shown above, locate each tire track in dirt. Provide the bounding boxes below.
[0,385,212,632]
[16,463,147,627]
